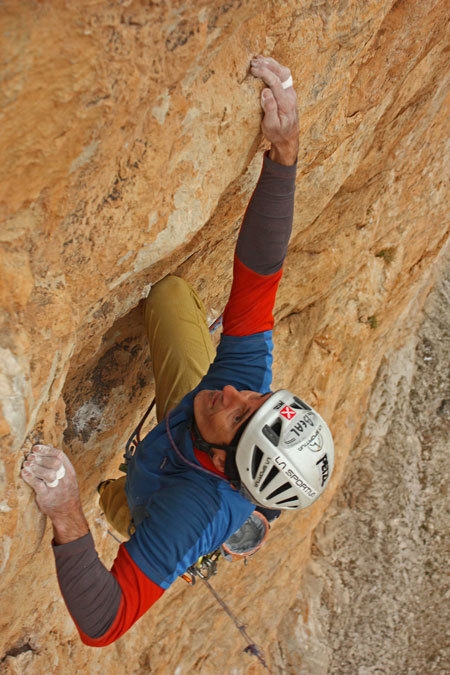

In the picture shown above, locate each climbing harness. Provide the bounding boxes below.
[180,510,269,583]
[180,550,221,584]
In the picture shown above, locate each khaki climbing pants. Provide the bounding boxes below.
[99,275,216,539]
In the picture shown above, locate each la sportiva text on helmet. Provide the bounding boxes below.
[235,390,334,510]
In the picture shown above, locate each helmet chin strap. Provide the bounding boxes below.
[190,417,237,455]
[190,417,242,487]
[224,450,241,489]
[190,418,273,504]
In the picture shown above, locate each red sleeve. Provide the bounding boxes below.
[222,256,283,337]
[78,545,164,647]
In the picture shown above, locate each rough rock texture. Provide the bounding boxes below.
[289,253,450,674]
[0,0,449,672]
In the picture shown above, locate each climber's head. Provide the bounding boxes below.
[192,387,270,466]
[192,387,334,510]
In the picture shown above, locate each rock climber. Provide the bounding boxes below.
[21,56,334,646]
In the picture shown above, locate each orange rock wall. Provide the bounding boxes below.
[1,0,449,672]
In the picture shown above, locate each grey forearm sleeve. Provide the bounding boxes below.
[236,153,297,275]
[53,533,122,639]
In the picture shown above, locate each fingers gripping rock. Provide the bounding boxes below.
[250,55,292,92]
[21,444,81,520]
[250,55,299,165]
[260,88,278,128]
[22,445,66,487]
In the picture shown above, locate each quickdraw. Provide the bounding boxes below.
[180,549,221,585]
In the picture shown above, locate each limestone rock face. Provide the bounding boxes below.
[289,255,450,674]
[0,0,449,672]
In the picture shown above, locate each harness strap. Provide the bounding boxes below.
[121,398,156,471]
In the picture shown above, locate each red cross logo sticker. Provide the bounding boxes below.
[280,405,296,420]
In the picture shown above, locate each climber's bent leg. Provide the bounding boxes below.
[99,277,214,535]
[98,476,133,539]
[144,275,216,422]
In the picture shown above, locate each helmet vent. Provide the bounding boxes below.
[260,466,280,492]
[267,482,292,500]
[276,495,299,506]
[293,396,311,411]
[272,419,281,436]
[262,422,280,446]
[251,446,264,479]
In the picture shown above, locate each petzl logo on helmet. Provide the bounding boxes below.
[316,454,330,486]
[280,405,296,420]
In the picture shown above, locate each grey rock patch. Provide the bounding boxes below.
[289,256,450,674]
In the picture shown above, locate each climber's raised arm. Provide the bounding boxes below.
[221,56,299,339]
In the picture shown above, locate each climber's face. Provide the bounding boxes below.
[193,386,270,471]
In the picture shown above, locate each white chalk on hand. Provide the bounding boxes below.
[45,464,66,488]
[281,75,293,89]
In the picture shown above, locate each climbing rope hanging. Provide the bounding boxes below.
[199,574,271,672]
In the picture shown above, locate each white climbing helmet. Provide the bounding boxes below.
[235,390,334,510]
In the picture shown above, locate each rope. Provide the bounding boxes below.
[123,398,156,463]
[201,577,271,672]
[106,529,123,545]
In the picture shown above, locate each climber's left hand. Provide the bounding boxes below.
[250,55,299,166]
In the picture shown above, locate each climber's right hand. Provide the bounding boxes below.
[21,444,89,543]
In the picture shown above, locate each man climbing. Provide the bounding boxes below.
[21,56,334,646]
